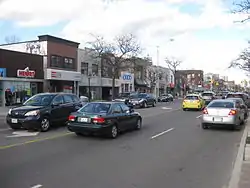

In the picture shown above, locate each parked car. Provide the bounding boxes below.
[182,94,205,111]
[80,96,89,106]
[113,92,137,102]
[201,99,245,130]
[201,91,216,105]
[230,98,249,120]
[224,92,250,108]
[129,93,156,108]
[6,93,82,132]
[158,94,174,102]
[67,102,142,138]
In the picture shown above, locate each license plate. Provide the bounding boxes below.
[214,117,222,122]
[78,117,89,122]
[11,118,18,123]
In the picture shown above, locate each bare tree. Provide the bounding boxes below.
[165,57,182,96]
[232,0,250,22]
[88,33,141,100]
[229,43,250,73]
[4,35,20,44]
[145,67,162,93]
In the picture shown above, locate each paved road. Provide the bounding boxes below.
[0,100,244,188]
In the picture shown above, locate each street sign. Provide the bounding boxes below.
[122,74,132,80]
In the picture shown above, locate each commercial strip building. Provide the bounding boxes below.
[0,49,44,106]
[0,34,176,103]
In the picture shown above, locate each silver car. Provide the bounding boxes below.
[201,99,245,130]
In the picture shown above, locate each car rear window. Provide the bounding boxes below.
[78,103,111,113]
[202,93,213,96]
[208,101,234,108]
[185,96,199,100]
[227,94,243,99]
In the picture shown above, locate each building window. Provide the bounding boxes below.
[125,84,129,92]
[92,64,98,76]
[64,57,74,69]
[121,84,124,92]
[198,74,200,77]
[81,62,88,75]
[130,84,133,91]
[192,74,195,78]
[51,55,62,67]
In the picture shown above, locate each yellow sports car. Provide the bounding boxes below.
[182,94,205,111]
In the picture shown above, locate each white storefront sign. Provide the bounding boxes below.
[119,72,134,92]
[45,69,81,81]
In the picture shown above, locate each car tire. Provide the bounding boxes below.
[135,118,142,130]
[152,101,156,107]
[143,102,148,108]
[202,123,209,129]
[108,125,118,139]
[183,108,186,111]
[75,132,83,136]
[40,117,50,132]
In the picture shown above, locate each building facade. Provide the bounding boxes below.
[0,35,81,95]
[176,70,204,95]
[0,49,44,106]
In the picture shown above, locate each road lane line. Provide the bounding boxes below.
[196,115,202,119]
[150,128,174,139]
[31,184,42,188]
[0,132,73,150]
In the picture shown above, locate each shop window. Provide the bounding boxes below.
[81,62,88,75]
[51,55,62,67]
[64,57,74,69]
[121,84,124,93]
[92,64,98,76]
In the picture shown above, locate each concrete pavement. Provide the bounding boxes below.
[0,101,244,188]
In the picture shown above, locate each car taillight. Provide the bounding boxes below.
[68,115,76,121]
[203,108,208,114]
[92,117,105,123]
[228,109,237,115]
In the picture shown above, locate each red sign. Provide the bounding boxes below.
[169,83,175,88]
[17,67,35,78]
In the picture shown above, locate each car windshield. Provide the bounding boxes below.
[23,94,54,106]
[138,94,147,98]
[118,93,131,98]
[185,96,199,100]
[78,103,111,113]
[202,93,213,96]
[227,94,243,99]
[208,101,234,108]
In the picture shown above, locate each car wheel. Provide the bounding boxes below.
[183,108,186,111]
[40,117,50,132]
[152,101,156,107]
[135,118,142,130]
[202,123,209,129]
[108,125,118,139]
[143,102,148,108]
[75,132,83,136]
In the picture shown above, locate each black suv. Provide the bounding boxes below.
[6,93,82,132]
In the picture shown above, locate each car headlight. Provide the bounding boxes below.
[24,110,40,116]
[8,109,12,115]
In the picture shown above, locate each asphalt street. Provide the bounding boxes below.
[0,100,244,188]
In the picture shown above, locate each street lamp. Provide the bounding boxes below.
[88,74,91,102]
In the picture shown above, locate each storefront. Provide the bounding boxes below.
[120,72,134,93]
[45,68,81,94]
[0,49,44,106]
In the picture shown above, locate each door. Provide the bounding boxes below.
[50,95,66,122]
[62,94,75,115]
[119,103,135,128]
[111,104,128,131]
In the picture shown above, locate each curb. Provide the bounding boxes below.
[228,122,249,188]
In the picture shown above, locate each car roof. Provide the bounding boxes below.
[186,94,200,96]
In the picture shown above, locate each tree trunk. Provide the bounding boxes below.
[112,76,115,100]
[173,70,177,98]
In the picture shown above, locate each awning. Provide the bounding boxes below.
[135,79,148,87]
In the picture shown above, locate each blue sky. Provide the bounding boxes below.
[0,0,249,83]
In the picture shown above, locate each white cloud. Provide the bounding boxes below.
[0,0,249,82]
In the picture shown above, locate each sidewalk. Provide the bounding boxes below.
[238,128,250,188]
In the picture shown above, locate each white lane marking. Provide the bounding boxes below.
[196,115,202,119]
[31,185,42,188]
[151,128,175,139]
[161,107,173,110]
[6,131,39,138]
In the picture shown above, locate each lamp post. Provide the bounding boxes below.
[88,74,91,102]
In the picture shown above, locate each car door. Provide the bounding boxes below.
[119,103,135,128]
[50,95,65,123]
[111,104,128,131]
[62,94,75,115]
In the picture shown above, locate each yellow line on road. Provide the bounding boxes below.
[0,132,73,150]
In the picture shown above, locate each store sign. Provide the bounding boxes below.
[51,71,61,78]
[17,67,35,78]
[122,73,132,80]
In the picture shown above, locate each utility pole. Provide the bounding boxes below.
[156,46,160,98]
